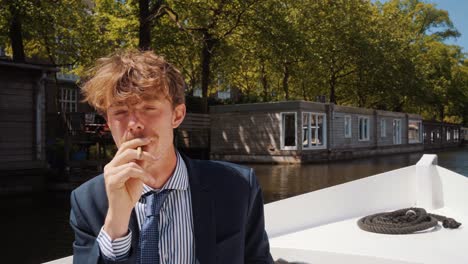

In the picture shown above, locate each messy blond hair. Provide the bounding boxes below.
[81,49,185,114]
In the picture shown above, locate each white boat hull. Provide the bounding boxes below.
[265,154,468,264]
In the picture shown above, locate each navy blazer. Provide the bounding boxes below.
[70,154,274,264]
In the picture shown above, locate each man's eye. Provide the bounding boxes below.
[144,107,157,111]
[113,110,127,115]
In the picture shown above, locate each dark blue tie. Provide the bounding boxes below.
[137,189,172,264]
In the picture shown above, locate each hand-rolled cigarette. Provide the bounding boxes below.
[137,146,142,160]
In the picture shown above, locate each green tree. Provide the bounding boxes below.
[0,0,99,67]
[167,0,259,100]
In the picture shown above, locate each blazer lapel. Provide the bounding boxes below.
[182,154,216,264]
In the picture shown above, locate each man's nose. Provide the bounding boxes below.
[128,112,144,131]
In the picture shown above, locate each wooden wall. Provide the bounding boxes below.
[176,113,210,159]
[0,64,44,170]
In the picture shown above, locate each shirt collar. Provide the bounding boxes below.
[141,151,189,194]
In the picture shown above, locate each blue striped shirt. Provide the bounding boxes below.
[97,152,196,263]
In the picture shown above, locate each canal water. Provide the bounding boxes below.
[3,147,467,263]
[254,147,468,203]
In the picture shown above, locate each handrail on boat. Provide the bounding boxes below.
[415,154,444,210]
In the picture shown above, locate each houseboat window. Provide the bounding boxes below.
[60,88,78,112]
[454,129,459,141]
[317,115,324,145]
[303,113,309,147]
[393,119,402,144]
[281,112,297,149]
[344,115,352,138]
[431,131,436,143]
[303,112,327,149]
[408,120,422,143]
[380,119,386,138]
[358,117,370,141]
[447,128,451,141]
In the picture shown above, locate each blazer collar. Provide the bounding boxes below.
[181,152,216,264]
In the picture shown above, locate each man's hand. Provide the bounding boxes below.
[102,137,158,239]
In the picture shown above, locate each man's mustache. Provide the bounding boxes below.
[123,133,158,143]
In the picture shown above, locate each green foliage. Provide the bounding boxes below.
[1,0,467,124]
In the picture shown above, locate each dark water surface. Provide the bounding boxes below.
[2,147,467,263]
[255,147,468,203]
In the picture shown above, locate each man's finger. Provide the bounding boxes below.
[104,161,142,177]
[115,137,153,156]
[107,166,156,188]
[110,148,160,167]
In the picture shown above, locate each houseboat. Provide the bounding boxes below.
[209,101,440,163]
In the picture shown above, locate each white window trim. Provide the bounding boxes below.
[344,115,352,138]
[408,120,422,144]
[380,119,387,138]
[280,112,297,150]
[393,119,402,145]
[60,88,78,113]
[303,112,327,150]
[358,116,370,141]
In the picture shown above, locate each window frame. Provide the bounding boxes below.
[302,112,327,150]
[408,120,422,144]
[358,116,370,141]
[280,112,297,150]
[60,87,78,113]
[454,129,459,142]
[344,115,352,138]
[380,119,387,138]
[393,119,402,145]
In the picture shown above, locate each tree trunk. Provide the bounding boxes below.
[9,4,25,62]
[187,77,196,96]
[201,31,216,99]
[392,100,404,112]
[138,0,151,50]
[199,31,217,113]
[329,74,337,104]
[439,105,445,122]
[260,62,269,102]
[282,63,290,100]
[301,80,308,101]
[356,68,364,107]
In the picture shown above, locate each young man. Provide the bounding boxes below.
[70,50,273,264]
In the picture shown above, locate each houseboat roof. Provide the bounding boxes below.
[210,100,423,119]
[0,60,58,72]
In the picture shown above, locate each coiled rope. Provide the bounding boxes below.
[357,207,461,234]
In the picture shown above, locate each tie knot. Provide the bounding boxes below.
[143,189,172,217]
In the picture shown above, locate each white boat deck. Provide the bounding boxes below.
[265,155,468,264]
[269,207,467,263]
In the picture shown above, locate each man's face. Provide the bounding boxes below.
[106,97,186,166]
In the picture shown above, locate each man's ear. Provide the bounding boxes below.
[172,104,186,129]
[101,112,110,130]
